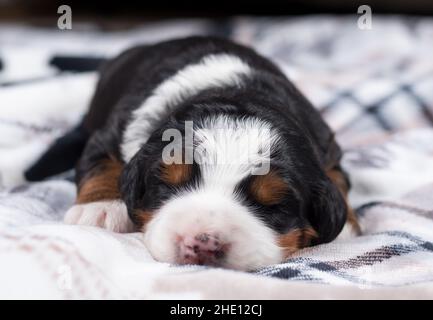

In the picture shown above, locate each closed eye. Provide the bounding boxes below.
[249,170,288,206]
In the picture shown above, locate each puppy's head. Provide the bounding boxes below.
[120,114,347,271]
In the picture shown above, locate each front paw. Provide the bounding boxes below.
[64,200,135,233]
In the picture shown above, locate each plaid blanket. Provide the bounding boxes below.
[1,16,433,299]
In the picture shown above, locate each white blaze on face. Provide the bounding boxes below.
[144,116,284,271]
[193,115,280,191]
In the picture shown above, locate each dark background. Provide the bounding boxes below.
[1,0,433,25]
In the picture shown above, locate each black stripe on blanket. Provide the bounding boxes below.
[320,69,433,134]
[257,232,433,284]
[357,201,433,218]
[0,118,59,134]
[400,84,433,125]
[49,56,107,72]
[322,92,394,132]
[0,75,61,87]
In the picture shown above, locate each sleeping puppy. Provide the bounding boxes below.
[61,36,360,271]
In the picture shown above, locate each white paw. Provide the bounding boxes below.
[64,200,135,233]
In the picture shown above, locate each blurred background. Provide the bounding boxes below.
[0,0,433,189]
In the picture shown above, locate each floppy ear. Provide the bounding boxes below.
[307,176,347,245]
[119,152,149,224]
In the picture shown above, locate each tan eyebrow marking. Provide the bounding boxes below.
[250,170,288,205]
[160,162,193,185]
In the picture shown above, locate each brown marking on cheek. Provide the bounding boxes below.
[76,158,123,204]
[278,227,318,258]
[160,162,192,185]
[326,168,361,235]
[250,170,288,205]
[134,210,154,229]
[278,229,302,256]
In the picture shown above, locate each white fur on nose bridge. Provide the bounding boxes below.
[194,115,281,192]
[121,54,252,162]
[143,192,282,271]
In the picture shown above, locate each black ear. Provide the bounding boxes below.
[307,176,347,244]
[119,152,149,224]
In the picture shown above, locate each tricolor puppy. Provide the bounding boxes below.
[61,37,360,270]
